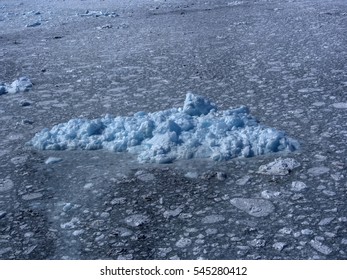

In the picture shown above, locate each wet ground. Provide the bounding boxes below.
[0,0,347,259]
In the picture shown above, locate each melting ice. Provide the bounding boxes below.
[28,93,299,163]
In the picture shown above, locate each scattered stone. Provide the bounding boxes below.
[230,198,275,217]
[45,157,63,164]
[307,167,330,176]
[322,190,336,196]
[124,214,149,227]
[201,214,225,224]
[257,158,300,175]
[175,238,192,248]
[310,240,332,255]
[22,192,43,200]
[341,239,347,245]
[0,178,14,192]
[291,181,308,192]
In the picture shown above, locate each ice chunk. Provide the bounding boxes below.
[0,77,32,95]
[28,93,299,163]
[230,198,275,217]
[258,158,300,175]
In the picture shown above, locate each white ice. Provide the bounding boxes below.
[28,92,299,163]
[0,77,32,95]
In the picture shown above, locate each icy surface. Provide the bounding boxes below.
[28,93,298,163]
[0,77,32,95]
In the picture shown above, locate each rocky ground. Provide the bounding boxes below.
[0,0,346,259]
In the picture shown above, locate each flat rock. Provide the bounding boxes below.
[230,198,275,217]
[291,181,308,191]
[22,192,43,200]
[201,214,225,224]
[0,178,14,192]
[45,157,63,164]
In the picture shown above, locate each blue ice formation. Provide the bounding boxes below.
[0,77,32,95]
[28,92,299,163]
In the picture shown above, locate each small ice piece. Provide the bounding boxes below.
[331,103,347,109]
[60,217,80,229]
[26,21,41,27]
[307,167,330,176]
[230,198,275,217]
[257,158,300,175]
[261,190,281,199]
[201,214,225,224]
[45,157,62,164]
[291,181,308,192]
[318,217,335,226]
[72,229,84,236]
[0,179,14,192]
[184,171,198,179]
[163,207,183,218]
[28,93,299,163]
[310,240,332,255]
[175,238,192,248]
[124,214,149,227]
[236,175,251,185]
[0,77,32,95]
[22,193,42,200]
[182,91,217,116]
[273,242,286,252]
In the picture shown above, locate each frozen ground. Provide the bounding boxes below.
[0,0,347,260]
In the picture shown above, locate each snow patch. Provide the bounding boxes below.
[28,93,299,163]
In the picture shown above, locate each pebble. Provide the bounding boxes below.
[83,183,94,190]
[72,229,85,236]
[230,198,275,217]
[331,102,347,109]
[20,100,32,107]
[184,171,199,179]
